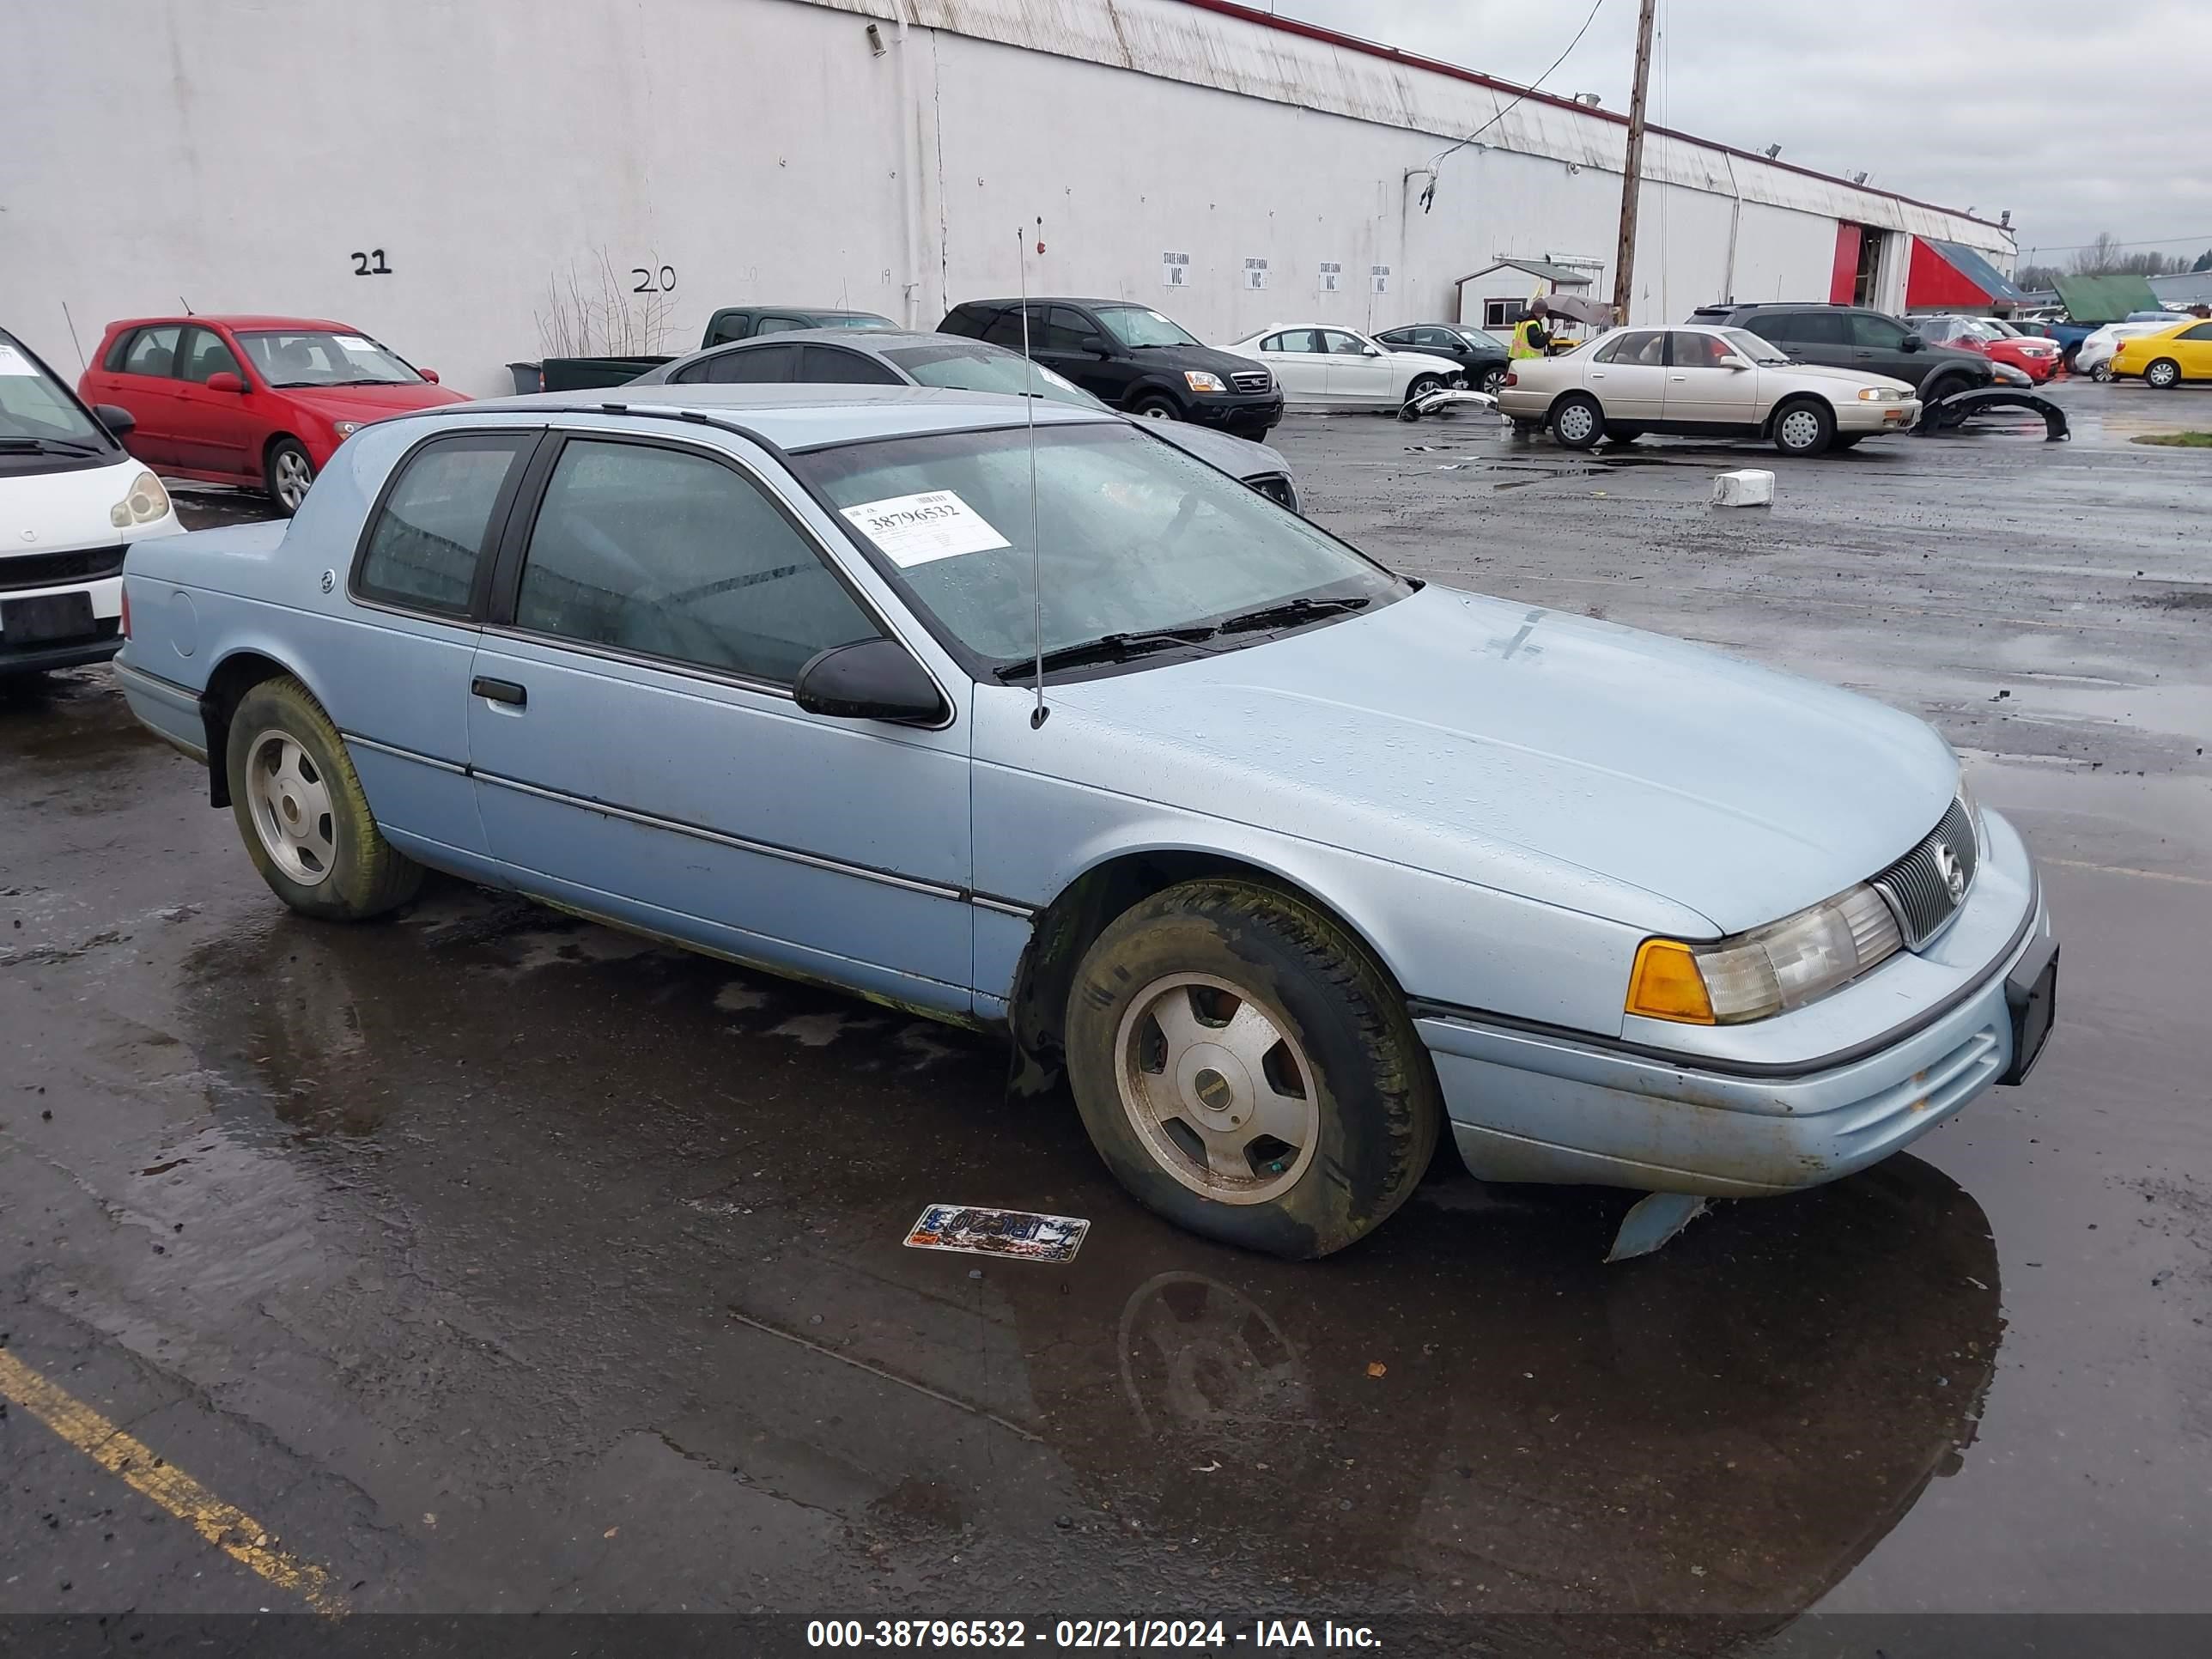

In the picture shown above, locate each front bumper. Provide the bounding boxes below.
[1190,394,1284,433]
[1417,811,2053,1197]
[0,573,125,675]
[1836,398,1923,433]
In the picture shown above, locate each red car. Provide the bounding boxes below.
[78,315,466,514]
[1912,315,2062,383]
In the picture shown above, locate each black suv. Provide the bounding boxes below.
[939,298,1282,434]
[1690,303,1996,402]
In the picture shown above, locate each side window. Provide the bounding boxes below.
[1415,328,1456,349]
[684,343,799,385]
[939,306,990,340]
[2179,323,2212,342]
[799,345,899,385]
[177,327,243,385]
[1372,329,1408,346]
[704,313,752,345]
[753,315,809,335]
[1850,313,1910,349]
[356,434,532,614]
[1595,330,1663,366]
[1321,331,1366,356]
[977,308,1029,348]
[1668,331,1733,368]
[1044,307,1096,351]
[120,325,182,379]
[514,439,881,684]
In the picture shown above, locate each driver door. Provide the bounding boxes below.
[1322,330,1393,404]
[1257,331,1328,401]
[465,429,976,1018]
[1662,331,1761,428]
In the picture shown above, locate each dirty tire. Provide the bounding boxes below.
[2143,358,2181,390]
[1132,394,1182,421]
[1771,397,1835,457]
[1064,879,1442,1259]
[226,675,423,921]
[1552,393,1603,450]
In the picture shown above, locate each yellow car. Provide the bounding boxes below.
[2112,319,2212,388]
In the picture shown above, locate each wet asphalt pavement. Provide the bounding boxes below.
[2,379,2209,1638]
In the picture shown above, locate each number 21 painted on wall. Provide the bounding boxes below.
[351,249,392,276]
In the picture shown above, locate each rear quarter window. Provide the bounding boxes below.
[353,433,534,615]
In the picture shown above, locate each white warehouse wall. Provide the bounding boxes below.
[1,0,2011,398]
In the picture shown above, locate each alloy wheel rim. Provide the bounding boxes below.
[1142,405,1173,420]
[246,729,337,886]
[2149,362,2177,386]
[275,451,313,508]
[1780,409,1820,449]
[1114,972,1322,1206]
[1558,404,1595,443]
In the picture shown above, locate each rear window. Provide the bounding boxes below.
[355,434,532,614]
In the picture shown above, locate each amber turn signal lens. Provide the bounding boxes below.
[1626,939,1717,1024]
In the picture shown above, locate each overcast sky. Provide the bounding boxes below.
[1269,0,2212,270]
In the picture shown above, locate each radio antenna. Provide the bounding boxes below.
[1018,217,1048,729]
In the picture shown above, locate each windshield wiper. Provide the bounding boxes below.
[1215,595,1371,635]
[994,626,1218,681]
[0,436,104,456]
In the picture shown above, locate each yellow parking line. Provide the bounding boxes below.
[0,1347,348,1616]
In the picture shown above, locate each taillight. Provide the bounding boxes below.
[120,583,131,639]
[1502,370,1518,386]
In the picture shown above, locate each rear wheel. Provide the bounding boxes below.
[2144,358,2182,390]
[1552,394,1603,450]
[226,676,423,921]
[1063,880,1441,1259]
[2090,362,2113,383]
[1132,394,1182,421]
[1477,365,1507,395]
[264,438,315,515]
[1771,398,1835,458]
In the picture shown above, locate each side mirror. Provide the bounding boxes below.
[793,638,947,726]
[1362,345,1384,357]
[417,367,441,384]
[204,371,246,393]
[1079,333,1112,357]
[1901,334,1924,353]
[1724,358,1753,371]
[92,404,137,438]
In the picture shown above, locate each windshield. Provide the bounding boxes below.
[1094,306,1202,349]
[882,343,1105,410]
[794,422,1404,667]
[1722,329,1792,365]
[0,332,112,453]
[236,329,422,388]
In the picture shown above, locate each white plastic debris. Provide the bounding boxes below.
[1711,469,1775,507]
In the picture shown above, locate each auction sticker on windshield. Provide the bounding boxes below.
[842,489,1012,568]
[333,335,379,353]
[0,343,40,376]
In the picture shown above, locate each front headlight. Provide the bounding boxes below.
[1182,370,1226,393]
[1626,884,1905,1025]
[1856,386,1899,402]
[107,471,172,528]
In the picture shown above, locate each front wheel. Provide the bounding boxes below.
[1405,374,1446,403]
[2090,362,2113,383]
[2144,358,2182,390]
[1064,880,1442,1259]
[1771,398,1836,457]
[1132,395,1182,421]
[1552,394,1603,449]
[264,438,316,515]
[227,675,423,920]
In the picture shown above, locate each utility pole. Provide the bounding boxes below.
[1610,0,1657,324]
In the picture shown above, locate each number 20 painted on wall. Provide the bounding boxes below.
[632,265,678,294]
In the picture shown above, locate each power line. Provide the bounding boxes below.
[2024,233,2212,255]
[1420,0,1608,210]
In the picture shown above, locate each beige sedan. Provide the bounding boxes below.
[1498,325,1921,457]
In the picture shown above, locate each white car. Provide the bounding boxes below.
[1497,325,1922,458]
[1219,325,1466,409]
[2076,319,2191,381]
[2,325,183,675]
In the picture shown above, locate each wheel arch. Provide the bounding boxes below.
[1763,389,1835,436]
[196,646,329,807]
[1545,387,1600,424]
[1004,843,1411,1097]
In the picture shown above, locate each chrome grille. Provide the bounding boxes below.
[0,544,125,593]
[1871,799,1978,949]
[1230,370,1272,394]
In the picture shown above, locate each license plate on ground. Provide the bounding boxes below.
[1,592,98,646]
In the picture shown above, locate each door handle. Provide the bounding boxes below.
[1669,374,1686,382]
[471,676,526,707]
[1590,371,1607,380]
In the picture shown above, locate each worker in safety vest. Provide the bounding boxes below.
[1510,296,1553,359]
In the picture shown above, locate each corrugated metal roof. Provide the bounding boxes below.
[2053,274,2160,324]
[1456,259,1595,286]
[1923,240,2027,305]
[2148,270,2212,307]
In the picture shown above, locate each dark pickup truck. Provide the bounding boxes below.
[530,307,895,392]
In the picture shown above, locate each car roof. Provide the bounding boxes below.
[103,314,358,332]
[452,381,1117,449]
[692,329,970,356]
[951,297,1156,310]
[715,306,888,318]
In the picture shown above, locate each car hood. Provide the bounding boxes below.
[278,383,471,421]
[1013,585,1956,935]
[1765,362,1919,394]
[1143,421,1286,482]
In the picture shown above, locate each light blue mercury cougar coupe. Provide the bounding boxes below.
[114,386,2057,1258]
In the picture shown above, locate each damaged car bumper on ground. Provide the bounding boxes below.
[1414,805,2055,1200]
